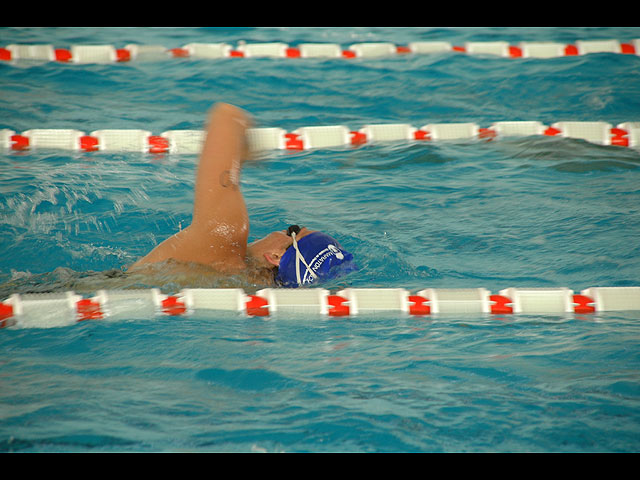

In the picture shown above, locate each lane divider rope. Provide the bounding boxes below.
[2,287,639,329]
[0,39,639,64]
[2,121,639,154]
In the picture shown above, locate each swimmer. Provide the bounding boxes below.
[130,103,355,287]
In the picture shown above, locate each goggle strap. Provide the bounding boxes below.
[291,231,318,286]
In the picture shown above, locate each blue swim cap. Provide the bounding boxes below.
[275,231,356,287]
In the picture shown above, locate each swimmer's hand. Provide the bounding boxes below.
[209,103,253,164]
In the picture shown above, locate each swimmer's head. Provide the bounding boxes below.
[247,228,294,268]
[275,225,356,288]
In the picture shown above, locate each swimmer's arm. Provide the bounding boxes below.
[191,103,252,246]
[130,103,252,269]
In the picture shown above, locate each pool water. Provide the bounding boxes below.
[1,27,640,452]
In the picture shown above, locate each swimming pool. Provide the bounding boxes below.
[1,26,640,452]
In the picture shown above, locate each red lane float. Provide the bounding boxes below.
[161,296,187,316]
[54,48,72,62]
[408,295,431,315]
[490,295,514,314]
[76,299,104,321]
[573,294,596,314]
[327,295,350,317]
[246,295,270,317]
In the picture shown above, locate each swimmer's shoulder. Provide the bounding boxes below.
[127,257,276,289]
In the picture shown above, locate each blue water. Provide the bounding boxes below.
[1,27,640,452]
